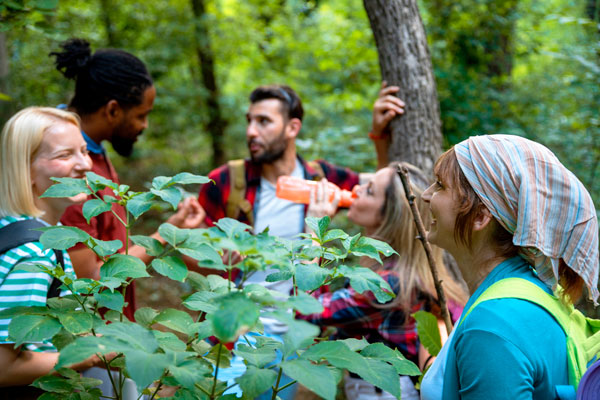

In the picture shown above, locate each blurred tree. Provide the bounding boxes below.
[363,0,441,174]
[191,0,227,167]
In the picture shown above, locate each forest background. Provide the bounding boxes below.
[1,0,599,308]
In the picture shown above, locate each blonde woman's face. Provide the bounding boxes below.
[31,122,92,211]
[347,167,392,232]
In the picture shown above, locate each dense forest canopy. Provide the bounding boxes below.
[1,0,599,205]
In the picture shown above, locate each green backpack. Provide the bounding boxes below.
[461,277,600,391]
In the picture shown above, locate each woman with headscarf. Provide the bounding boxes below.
[305,161,468,400]
[419,134,598,400]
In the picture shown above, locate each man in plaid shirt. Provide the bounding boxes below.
[198,83,405,229]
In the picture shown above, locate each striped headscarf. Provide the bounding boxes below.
[454,134,599,304]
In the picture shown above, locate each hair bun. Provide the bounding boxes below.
[50,38,92,79]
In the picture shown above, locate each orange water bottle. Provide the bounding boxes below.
[275,176,358,208]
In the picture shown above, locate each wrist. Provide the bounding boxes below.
[368,131,389,141]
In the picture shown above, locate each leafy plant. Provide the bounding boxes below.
[2,171,422,399]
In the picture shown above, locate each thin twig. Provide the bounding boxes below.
[397,165,453,335]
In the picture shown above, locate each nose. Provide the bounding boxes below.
[422,183,434,202]
[77,152,93,173]
[246,120,258,140]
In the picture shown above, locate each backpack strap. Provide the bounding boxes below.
[226,160,254,226]
[459,277,597,389]
[307,160,325,181]
[0,219,64,299]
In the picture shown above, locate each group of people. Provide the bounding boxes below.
[0,37,597,400]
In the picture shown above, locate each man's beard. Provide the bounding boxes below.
[249,129,287,164]
[111,127,141,157]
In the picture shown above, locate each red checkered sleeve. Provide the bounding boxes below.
[198,164,231,227]
[315,159,360,191]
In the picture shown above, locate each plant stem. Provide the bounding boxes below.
[276,379,297,392]
[210,343,223,399]
[271,367,284,400]
[397,165,453,335]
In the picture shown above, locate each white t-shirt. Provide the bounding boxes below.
[246,159,305,334]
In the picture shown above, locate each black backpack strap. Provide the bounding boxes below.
[0,219,64,299]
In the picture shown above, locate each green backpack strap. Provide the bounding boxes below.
[226,159,254,226]
[459,277,600,390]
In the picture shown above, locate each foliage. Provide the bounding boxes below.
[3,172,420,399]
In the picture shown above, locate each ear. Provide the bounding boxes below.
[103,100,124,125]
[472,205,494,232]
[286,118,302,139]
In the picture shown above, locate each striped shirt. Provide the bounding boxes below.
[0,215,75,352]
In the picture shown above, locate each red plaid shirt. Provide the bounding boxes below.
[198,156,359,227]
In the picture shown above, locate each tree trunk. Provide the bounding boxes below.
[363,0,442,175]
[98,0,117,47]
[190,0,227,168]
[0,32,13,124]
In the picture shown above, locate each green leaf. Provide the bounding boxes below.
[100,254,150,280]
[134,307,158,328]
[351,357,400,398]
[125,350,170,390]
[51,328,76,351]
[94,291,125,312]
[56,336,112,368]
[349,241,382,264]
[182,291,219,313]
[152,176,172,190]
[130,235,164,257]
[151,256,188,282]
[57,311,93,335]
[31,375,72,393]
[301,341,363,370]
[159,223,189,246]
[151,187,182,210]
[281,359,336,400]
[337,265,394,303]
[39,226,90,250]
[169,172,211,186]
[126,192,154,219]
[154,331,187,352]
[210,292,260,342]
[85,171,118,191]
[322,228,349,243]
[359,237,397,258]
[169,358,212,390]
[196,320,215,341]
[154,308,195,335]
[34,0,59,10]
[338,338,370,352]
[186,271,210,291]
[89,238,122,258]
[235,366,277,398]
[287,292,324,315]
[96,322,158,353]
[295,263,329,291]
[361,343,421,376]
[305,216,330,241]
[82,199,111,223]
[214,218,252,238]
[412,310,442,357]
[8,315,61,346]
[40,177,90,198]
[281,318,320,357]
[234,343,277,368]
[178,243,226,271]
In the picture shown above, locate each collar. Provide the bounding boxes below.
[80,130,105,155]
[246,154,313,185]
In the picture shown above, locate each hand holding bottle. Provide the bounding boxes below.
[306,178,341,219]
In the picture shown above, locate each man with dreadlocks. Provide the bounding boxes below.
[51,39,204,321]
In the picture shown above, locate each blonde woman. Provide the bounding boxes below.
[306,162,467,400]
[0,107,103,396]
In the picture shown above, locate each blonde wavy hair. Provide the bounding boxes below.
[0,107,81,218]
[367,162,468,312]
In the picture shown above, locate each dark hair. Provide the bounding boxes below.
[50,38,153,115]
[434,147,517,258]
[249,84,304,121]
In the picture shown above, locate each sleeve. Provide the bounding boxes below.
[316,160,360,191]
[198,166,228,227]
[452,329,534,400]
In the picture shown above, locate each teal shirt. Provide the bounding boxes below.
[442,256,569,399]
